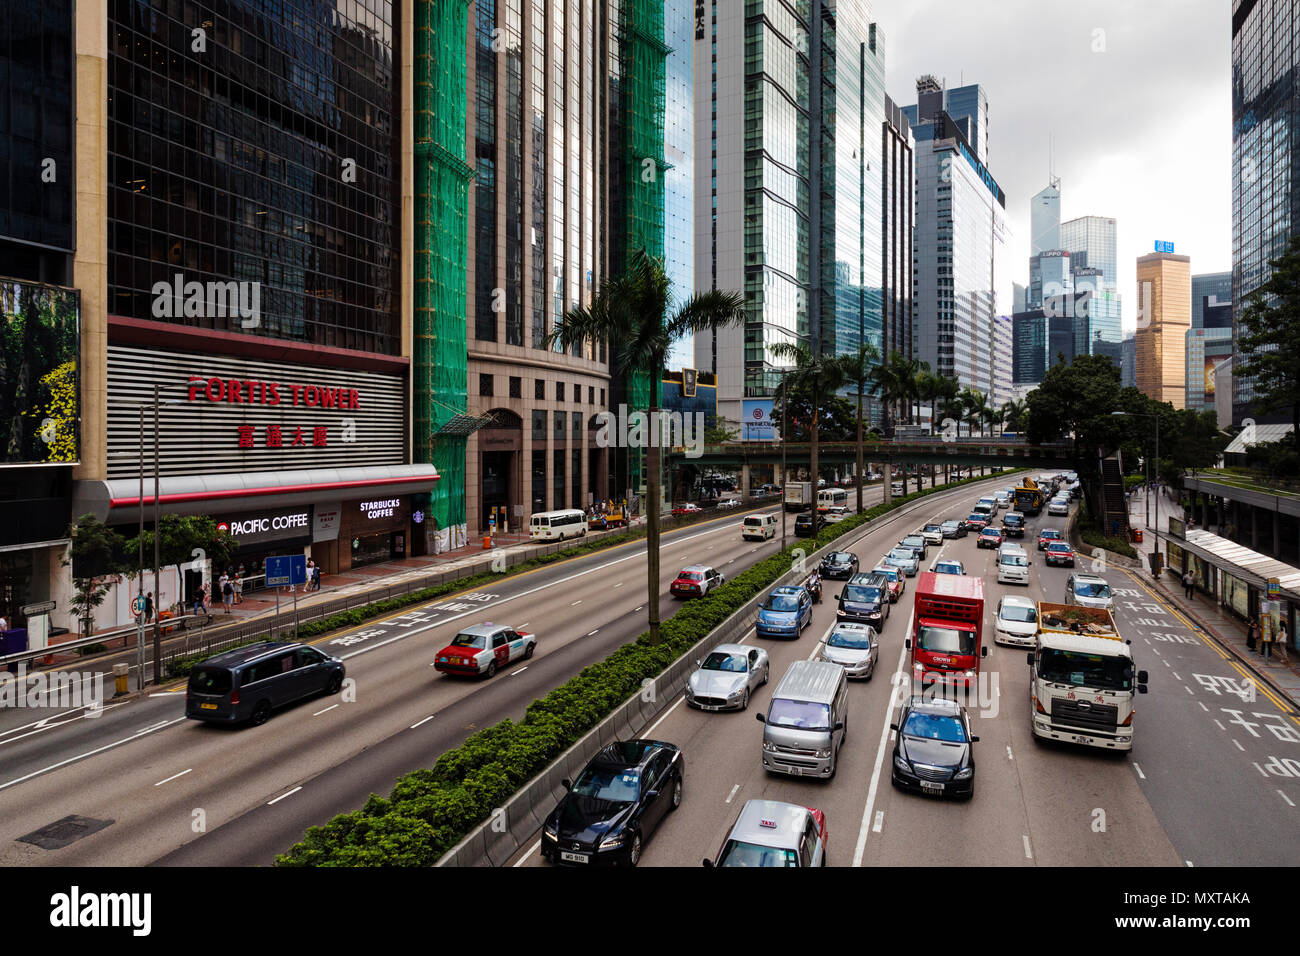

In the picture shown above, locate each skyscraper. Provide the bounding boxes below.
[1186,272,1234,413]
[1060,214,1123,368]
[1135,251,1192,407]
[664,0,695,372]
[882,94,916,371]
[1030,183,1061,254]
[1231,0,1299,423]
[1192,271,1233,329]
[905,79,1007,399]
[695,0,884,426]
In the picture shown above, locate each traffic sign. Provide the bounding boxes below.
[265,554,308,587]
[132,595,146,614]
[1267,577,1281,600]
[20,600,55,616]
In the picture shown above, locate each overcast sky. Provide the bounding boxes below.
[879,0,1232,330]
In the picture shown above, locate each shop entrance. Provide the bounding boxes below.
[478,411,521,534]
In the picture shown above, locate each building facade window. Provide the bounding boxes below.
[509,376,522,398]
[479,373,494,396]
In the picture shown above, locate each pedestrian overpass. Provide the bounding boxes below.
[670,437,1080,472]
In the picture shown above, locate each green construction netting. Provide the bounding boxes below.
[618,0,668,497]
[415,0,473,531]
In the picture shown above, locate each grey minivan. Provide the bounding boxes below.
[185,641,345,726]
[755,660,848,779]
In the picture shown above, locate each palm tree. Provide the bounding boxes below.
[834,342,882,513]
[870,351,911,433]
[770,341,847,499]
[1000,398,1028,437]
[547,250,744,644]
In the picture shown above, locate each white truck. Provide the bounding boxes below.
[1026,602,1148,752]
[784,482,813,512]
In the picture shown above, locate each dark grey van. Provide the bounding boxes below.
[185,641,345,726]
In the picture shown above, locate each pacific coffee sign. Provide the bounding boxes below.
[217,508,311,546]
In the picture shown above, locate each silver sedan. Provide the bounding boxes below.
[819,623,879,679]
[686,643,770,711]
[884,547,920,577]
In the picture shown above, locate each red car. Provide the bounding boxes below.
[870,565,905,602]
[976,526,1004,549]
[671,564,725,598]
[1037,528,1063,551]
[671,503,702,517]
[1044,541,1076,567]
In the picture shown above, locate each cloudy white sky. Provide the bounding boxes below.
[879,0,1232,330]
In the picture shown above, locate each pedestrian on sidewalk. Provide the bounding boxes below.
[144,591,154,622]
[232,573,243,605]
[304,558,315,594]
[311,563,321,591]
[1182,570,1194,599]
[1246,617,1258,652]
[1278,622,1291,665]
[221,575,234,614]
[1262,621,1274,661]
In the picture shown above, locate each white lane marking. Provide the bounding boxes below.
[1151,648,1161,656]
[514,839,542,867]
[267,786,302,805]
[154,768,192,786]
[587,630,599,636]
[1233,739,1245,751]
[0,701,130,748]
[510,666,528,676]
[613,582,623,588]
[643,694,687,737]
[518,621,529,628]
[853,606,915,867]
[1280,790,1296,807]
[1163,659,1171,667]
[0,716,189,794]
[1198,701,1209,712]
[1006,745,1014,761]
[1023,835,1033,860]
[872,811,884,834]
[725,784,740,804]
[335,520,751,661]
[1172,671,1181,681]
[1213,719,1226,730]
[1132,763,1145,779]
[570,600,582,606]
[149,691,184,697]
[1254,762,1269,778]
[1184,686,1194,695]
[410,715,436,729]
[312,704,339,716]
[1186,860,1194,867]
[635,606,644,612]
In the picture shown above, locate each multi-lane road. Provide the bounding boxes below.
[0,482,899,866]
[510,484,1299,868]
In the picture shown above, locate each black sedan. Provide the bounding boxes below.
[837,575,890,629]
[541,739,683,867]
[794,512,825,537]
[819,551,860,580]
[890,697,978,800]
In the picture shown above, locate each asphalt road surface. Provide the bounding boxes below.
[511,483,1299,868]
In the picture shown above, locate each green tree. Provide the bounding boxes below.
[65,515,129,637]
[547,250,744,645]
[124,514,237,606]
[703,421,740,445]
[834,342,882,513]
[1000,398,1028,436]
[770,342,847,493]
[1237,234,1300,437]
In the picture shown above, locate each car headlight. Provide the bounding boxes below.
[815,748,832,758]
[894,756,910,773]
[762,740,779,753]
[954,768,973,780]
[727,689,745,701]
[544,823,558,840]
[599,833,625,850]
[836,609,845,617]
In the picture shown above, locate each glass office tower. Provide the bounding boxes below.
[664,0,694,371]
[1231,0,1299,422]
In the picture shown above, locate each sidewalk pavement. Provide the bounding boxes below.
[1124,496,1300,710]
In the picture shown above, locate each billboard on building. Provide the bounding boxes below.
[0,280,81,466]
[742,399,776,441]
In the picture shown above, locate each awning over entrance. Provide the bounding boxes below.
[74,464,440,525]
[1159,527,1300,602]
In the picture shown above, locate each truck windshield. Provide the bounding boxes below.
[1037,648,1132,690]
[916,625,976,655]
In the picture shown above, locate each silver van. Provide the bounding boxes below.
[755,660,848,779]
[995,542,1031,586]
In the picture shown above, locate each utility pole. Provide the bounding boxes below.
[781,367,788,552]
[152,383,162,686]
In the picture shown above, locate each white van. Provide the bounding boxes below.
[995,543,1031,586]
[742,513,778,541]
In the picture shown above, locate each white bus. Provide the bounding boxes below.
[529,508,588,541]
[817,488,848,512]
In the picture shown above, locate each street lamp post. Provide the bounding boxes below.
[1113,410,1161,561]
[780,366,787,552]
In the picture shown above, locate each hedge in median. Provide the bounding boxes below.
[275,468,1023,866]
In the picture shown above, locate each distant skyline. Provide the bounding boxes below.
[881,0,1231,335]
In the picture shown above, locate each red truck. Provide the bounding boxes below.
[906,571,987,689]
